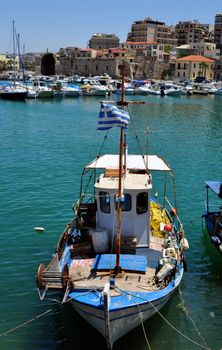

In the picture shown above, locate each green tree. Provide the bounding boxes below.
[199,62,209,77]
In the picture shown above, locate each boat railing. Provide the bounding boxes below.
[204,200,222,213]
[164,196,183,230]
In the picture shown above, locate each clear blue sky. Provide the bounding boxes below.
[1,0,221,53]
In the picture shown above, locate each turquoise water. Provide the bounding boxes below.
[0,93,222,349]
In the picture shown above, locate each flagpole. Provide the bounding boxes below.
[115,62,125,275]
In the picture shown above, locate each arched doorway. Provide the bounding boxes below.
[41,53,55,75]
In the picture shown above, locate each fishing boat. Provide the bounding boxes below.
[202,181,222,256]
[36,64,188,349]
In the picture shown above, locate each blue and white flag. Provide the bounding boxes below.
[97,103,130,130]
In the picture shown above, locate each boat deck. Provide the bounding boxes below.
[69,235,164,293]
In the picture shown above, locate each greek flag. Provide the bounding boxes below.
[97,103,130,130]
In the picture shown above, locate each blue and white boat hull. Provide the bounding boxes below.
[68,269,183,348]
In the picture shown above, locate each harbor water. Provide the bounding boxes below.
[0,93,222,350]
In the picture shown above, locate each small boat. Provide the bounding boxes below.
[214,87,222,96]
[29,80,53,98]
[116,82,135,95]
[81,83,107,96]
[148,85,161,95]
[164,83,181,97]
[193,86,209,95]
[0,84,27,100]
[62,84,81,97]
[135,83,151,95]
[0,21,28,101]
[36,65,188,349]
[202,181,222,256]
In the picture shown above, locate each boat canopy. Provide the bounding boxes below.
[86,154,171,171]
[205,181,222,195]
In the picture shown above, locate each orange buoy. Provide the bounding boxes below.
[170,208,177,216]
[164,224,173,232]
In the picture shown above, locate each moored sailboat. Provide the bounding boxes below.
[36,64,188,349]
[0,21,28,101]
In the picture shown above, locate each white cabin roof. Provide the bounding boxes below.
[86,154,171,171]
[95,172,152,190]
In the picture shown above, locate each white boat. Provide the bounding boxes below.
[164,83,181,96]
[81,83,107,96]
[29,80,53,98]
[0,22,28,101]
[116,82,135,95]
[0,83,28,100]
[214,87,222,95]
[181,84,193,95]
[148,86,161,95]
[193,85,209,95]
[135,83,151,95]
[62,84,81,97]
[36,68,188,349]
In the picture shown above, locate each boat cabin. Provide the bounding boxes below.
[78,154,171,253]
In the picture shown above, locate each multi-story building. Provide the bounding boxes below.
[214,13,222,53]
[176,42,220,60]
[88,33,120,49]
[214,58,222,80]
[176,55,214,80]
[127,18,177,47]
[120,41,167,62]
[175,21,210,45]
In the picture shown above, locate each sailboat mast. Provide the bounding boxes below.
[115,63,125,274]
[12,20,16,84]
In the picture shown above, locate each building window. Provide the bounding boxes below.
[136,192,148,214]
[178,72,180,77]
[193,72,195,78]
[178,63,181,69]
[194,63,196,68]
[99,191,110,213]
[96,65,98,71]
[183,72,186,77]
[85,65,88,70]
[106,65,109,71]
[184,63,186,69]
[75,65,78,70]
[115,194,131,211]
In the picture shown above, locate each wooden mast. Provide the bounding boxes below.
[115,63,125,275]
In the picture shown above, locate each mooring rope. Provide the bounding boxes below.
[117,288,212,350]
[0,287,99,338]
[137,303,152,350]
[178,286,211,350]
[0,308,54,337]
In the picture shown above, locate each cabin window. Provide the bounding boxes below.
[99,191,110,213]
[115,194,131,211]
[136,192,148,214]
